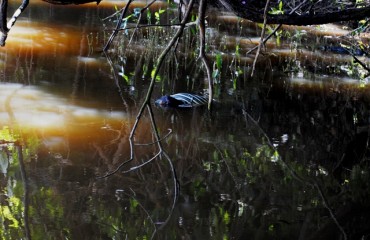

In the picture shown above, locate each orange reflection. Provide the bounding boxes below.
[0,83,126,132]
[2,20,87,55]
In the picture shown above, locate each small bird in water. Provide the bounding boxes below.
[155,93,208,108]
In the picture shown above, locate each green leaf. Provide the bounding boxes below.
[223,211,230,225]
[269,1,284,15]
[151,68,161,82]
[122,74,129,83]
[233,78,237,90]
[151,68,156,79]
[235,44,240,56]
[146,9,152,23]
[216,53,222,70]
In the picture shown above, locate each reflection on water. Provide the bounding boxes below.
[0,83,125,129]
[0,1,370,239]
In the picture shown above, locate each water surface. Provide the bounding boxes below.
[0,1,370,239]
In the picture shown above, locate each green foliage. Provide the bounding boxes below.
[151,68,162,82]
[155,9,166,24]
[0,196,22,228]
[130,198,139,213]
[275,29,283,46]
[0,126,17,143]
[0,166,26,238]
[269,1,284,15]
[212,52,223,84]
[191,178,206,200]
[235,42,240,57]
[147,9,152,24]
[221,209,230,225]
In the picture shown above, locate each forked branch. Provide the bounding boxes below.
[98,0,196,179]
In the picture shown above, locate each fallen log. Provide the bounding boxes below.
[216,0,370,25]
[1,0,370,46]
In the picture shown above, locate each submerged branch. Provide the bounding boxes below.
[147,104,179,239]
[98,0,195,179]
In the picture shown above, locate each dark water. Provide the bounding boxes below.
[1,1,370,239]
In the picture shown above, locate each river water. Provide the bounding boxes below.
[0,1,370,239]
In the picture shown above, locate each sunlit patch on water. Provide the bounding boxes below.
[0,83,126,131]
[76,56,103,66]
[1,21,84,54]
[99,0,167,8]
[289,75,369,88]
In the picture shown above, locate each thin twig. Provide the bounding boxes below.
[246,0,309,55]
[104,51,129,110]
[128,0,157,45]
[96,156,132,179]
[122,151,162,173]
[243,110,348,240]
[117,189,157,234]
[246,25,281,55]
[102,8,123,21]
[146,104,179,192]
[314,182,348,240]
[198,0,213,110]
[251,0,270,77]
[347,50,370,78]
[103,0,134,51]
[114,22,197,31]
[135,129,173,146]
[98,0,195,179]
[146,102,179,239]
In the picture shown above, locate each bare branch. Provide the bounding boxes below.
[251,0,270,77]
[98,0,196,179]
[198,0,213,110]
[0,0,29,46]
[122,151,161,173]
[103,0,134,51]
[135,129,173,146]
